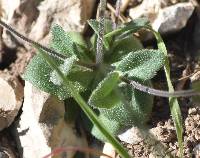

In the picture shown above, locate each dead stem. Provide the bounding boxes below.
[0,19,67,61]
[0,19,96,69]
[121,77,200,98]
[107,3,127,23]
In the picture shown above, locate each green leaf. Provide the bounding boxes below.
[50,56,77,86]
[100,82,153,126]
[105,18,150,39]
[88,71,121,109]
[88,19,113,35]
[23,53,92,100]
[50,56,94,89]
[67,32,87,48]
[50,24,76,57]
[115,49,165,81]
[91,114,122,142]
[66,32,92,62]
[89,34,97,53]
[67,65,95,90]
[108,35,143,63]
[23,54,70,100]
[88,19,99,34]
[50,24,88,60]
[88,19,113,49]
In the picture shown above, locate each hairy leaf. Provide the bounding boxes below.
[50,24,76,57]
[50,56,77,85]
[108,35,143,63]
[115,49,165,80]
[67,65,95,90]
[88,72,121,109]
[88,19,113,35]
[105,18,150,39]
[23,54,71,99]
[88,19,113,48]
[66,32,92,62]
[50,24,88,59]
[91,114,122,142]
[67,32,87,48]
[100,82,153,126]
[33,43,130,158]
[23,54,93,100]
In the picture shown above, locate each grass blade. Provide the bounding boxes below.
[149,29,184,157]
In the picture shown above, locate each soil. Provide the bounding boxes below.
[0,1,200,158]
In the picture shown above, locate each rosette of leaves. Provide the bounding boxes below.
[23,18,166,142]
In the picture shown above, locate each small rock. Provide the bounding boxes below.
[150,126,176,143]
[188,108,197,115]
[153,2,195,34]
[1,0,39,48]
[100,143,116,158]
[129,1,195,36]
[1,0,96,48]
[129,0,165,22]
[118,126,172,156]
[29,0,96,44]
[118,126,144,144]
[0,72,23,131]
[14,81,88,158]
